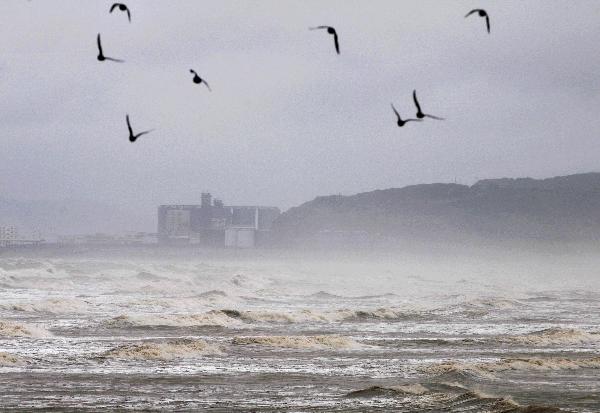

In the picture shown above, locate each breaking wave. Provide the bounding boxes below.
[231,335,361,350]
[427,356,600,380]
[103,312,242,328]
[435,297,529,318]
[334,307,424,321]
[103,306,424,329]
[307,291,397,300]
[344,384,565,412]
[221,307,423,323]
[346,383,429,397]
[101,338,222,360]
[504,327,600,346]
[440,392,564,413]
[0,298,92,314]
[0,320,51,338]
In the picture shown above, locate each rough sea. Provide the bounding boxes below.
[1,247,599,412]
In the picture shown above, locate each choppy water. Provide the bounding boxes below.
[1,249,599,411]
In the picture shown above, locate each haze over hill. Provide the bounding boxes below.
[3,172,600,243]
[272,172,600,246]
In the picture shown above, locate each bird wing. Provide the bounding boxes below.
[485,15,490,33]
[135,130,153,139]
[465,9,480,18]
[105,57,124,63]
[404,118,422,122]
[309,26,329,30]
[390,103,400,120]
[97,33,103,54]
[110,3,119,13]
[126,114,133,135]
[126,7,131,22]
[203,80,212,91]
[333,32,340,54]
[424,114,445,120]
[412,90,422,113]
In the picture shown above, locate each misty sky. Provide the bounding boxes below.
[1,0,600,214]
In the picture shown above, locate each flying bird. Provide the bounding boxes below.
[309,26,340,54]
[97,34,124,63]
[126,114,153,143]
[189,69,211,91]
[391,104,421,127]
[109,3,131,22]
[465,9,490,33]
[413,90,445,120]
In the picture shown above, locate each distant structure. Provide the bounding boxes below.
[0,226,44,248]
[58,232,157,246]
[0,226,18,247]
[157,193,280,248]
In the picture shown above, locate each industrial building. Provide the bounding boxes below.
[158,193,280,248]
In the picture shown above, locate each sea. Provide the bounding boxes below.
[1,246,599,412]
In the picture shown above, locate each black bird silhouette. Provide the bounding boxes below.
[465,9,490,33]
[189,69,211,91]
[126,114,153,142]
[413,90,445,120]
[97,34,124,63]
[309,26,340,54]
[391,104,421,127]
[109,3,131,22]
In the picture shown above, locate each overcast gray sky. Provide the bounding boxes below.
[1,0,600,216]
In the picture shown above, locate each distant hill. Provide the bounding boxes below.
[272,172,600,246]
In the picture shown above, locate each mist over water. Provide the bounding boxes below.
[1,247,599,411]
